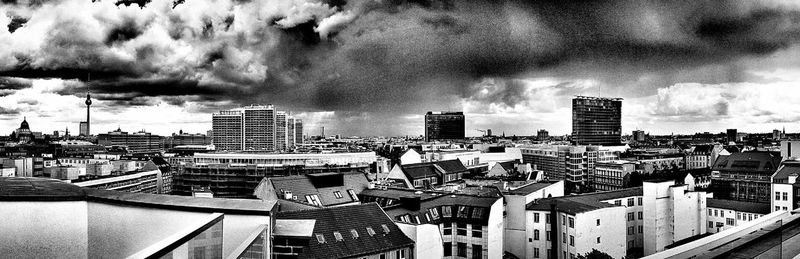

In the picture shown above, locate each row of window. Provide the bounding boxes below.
[776,191,789,201]
[443,242,482,259]
[611,197,643,207]
[314,224,390,244]
[442,223,483,238]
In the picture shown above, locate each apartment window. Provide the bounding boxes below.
[457,206,470,218]
[628,240,635,249]
[562,232,566,243]
[569,235,574,246]
[546,231,551,241]
[568,217,574,228]
[546,214,551,224]
[596,237,601,244]
[380,253,386,259]
[736,212,741,220]
[638,197,643,206]
[708,209,712,216]
[748,214,753,221]
[442,206,452,217]
[457,223,467,236]
[457,242,467,257]
[714,210,718,217]
[776,206,781,211]
[776,191,781,200]
[638,212,643,220]
[430,208,440,219]
[547,249,552,259]
[333,231,343,242]
[627,198,634,206]
[333,191,343,199]
[562,215,566,225]
[596,219,600,226]
[534,212,540,223]
[784,192,789,201]
[472,207,485,219]
[443,223,452,235]
[444,242,452,256]
[534,248,540,258]
[627,213,634,221]
[472,245,482,259]
[397,249,405,259]
[347,189,359,201]
[472,224,482,238]
[784,207,788,211]
[534,229,540,240]
[726,218,735,225]
[615,200,622,206]
[627,226,634,235]
[638,226,643,233]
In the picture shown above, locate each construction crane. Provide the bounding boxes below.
[475,129,486,137]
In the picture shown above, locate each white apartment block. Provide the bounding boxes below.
[642,176,710,255]
[706,198,770,234]
[771,160,800,212]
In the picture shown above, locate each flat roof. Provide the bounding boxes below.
[707,198,771,214]
[274,219,316,237]
[0,177,86,201]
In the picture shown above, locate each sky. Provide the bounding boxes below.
[2,0,800,137]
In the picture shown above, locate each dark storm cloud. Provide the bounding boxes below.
[4,0,800,135]
[0,77,32,90]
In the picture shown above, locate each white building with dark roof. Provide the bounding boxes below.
[254,171,369,207]
[706,198,771,234]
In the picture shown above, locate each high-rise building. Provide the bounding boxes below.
[424,111,465,142]
[276,111,287,150]
[243,105,275,151]
[294,119,304,145]
[572,96,622,146]
[727,129,738,143]
[633,130,646,142]
[287,116,296,148]
[537,129,549,141]
[211,110,243,151]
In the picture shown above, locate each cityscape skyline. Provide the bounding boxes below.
[3,1,800,136]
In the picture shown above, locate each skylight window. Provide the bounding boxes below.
[315,234,325,243]
[350,229,359,239]
[381,224,390,234]
[366,227,376,236]
[333,231,343,241]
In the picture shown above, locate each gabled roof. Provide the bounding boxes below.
[399,160,467,180]
[270,172,369,207]
[383,193,501,226]
[692,145,714,154]
[773,161,800,183]
[707,198,771,214]
[526,187,643,214]
[277,203,414,259]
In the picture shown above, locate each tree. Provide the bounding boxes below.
[576,249,616,259]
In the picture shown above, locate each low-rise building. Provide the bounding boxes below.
[72,169,164,194]
[593,160,636,191]
[385,160,468,189]
[46,165,85,180]
[771,160,800,212]
[705,198,770,234]
[503,181,565,259]
[711,151,782,203]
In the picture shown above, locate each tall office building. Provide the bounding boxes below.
[276,111,287,150]
[424,111,465,142]
[572,96,622,146]
[212,105,303,151]
[287,117,296,148]
[727,129,738,143]
[294,119,304,145]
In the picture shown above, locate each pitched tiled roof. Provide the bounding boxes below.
[400,159,467,180]
[277,203,415,259]
[712,151,782,174]
[435,159,468,173]
[773,161,800,182]
[383,193,501,226]
[270,172,369,206]
[707,198,771,214]
[526,187,643,214]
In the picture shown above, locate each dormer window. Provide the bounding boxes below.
[315,234,325,243]
[366,227,376,236]
[333,231,343,241]
[381,224,390,234]
[350,229,359,239]
[334,191,343,199]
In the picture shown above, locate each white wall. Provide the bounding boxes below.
[400,149,422,165]
[772,183,793,212]
[397,223,444,259]
[487,198,505,259]
[575,208,627,258]
[0,201,89,258]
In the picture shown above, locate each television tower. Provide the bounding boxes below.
[84,75,92,136]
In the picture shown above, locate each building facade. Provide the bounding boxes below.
[212,105,303,151]
[593,160,636,191]
[97,128,163,154]
[711,151,782,203]
[425,111,465,142]
[521,145,618,193]
[705,198,770,234]
[571,96,622,146]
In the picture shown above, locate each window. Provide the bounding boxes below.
[628,212,634,221]
[380,253,386,259]
[562,232,566,243]
[397,250,405,259]
[333,191,343,199]
[472,207,485,219]
[615,200,622,206]
[534,248,540,258]
[457,223,467,236]
[628,240,635,249]
[714,210,718,217]
[430,208,439,219]
[347,189,359,201]
[546,214,551,224]
[638,197,643,206]
[708,209,712,216]
[442,206,452,217]
[748,214,753,221]
[776,206,781,211]
[443,223,452,235]
[568,217,574,228]
[546,231,551,241]
[562,215,566,225]
[381,224,390,233]
[457,242,467,257]
[315,234,325,243]
[366,227,376,236]
[596,237,601,243]
[784,192,789,201]
[627,226,634,235]
[569,235,574,246]
[444,242,452,256]
[638,226,643,233]
[350,229,359,239]
[457,206,470,218]
[333,231,343,241]
[726,218,735,225]
[638,212,643,220]
[534,229,540,240]
[472,224,482,238]
[596,219,600,226]
[627,198,634,206]
[472,245,482,259]
[776,191,781,200]
[534,213,540,223]
[784,207,788,211]
[737,212,741,220]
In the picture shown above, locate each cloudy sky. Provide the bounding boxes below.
[2,0,800,137]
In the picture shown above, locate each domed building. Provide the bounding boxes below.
[15,117,33,143]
